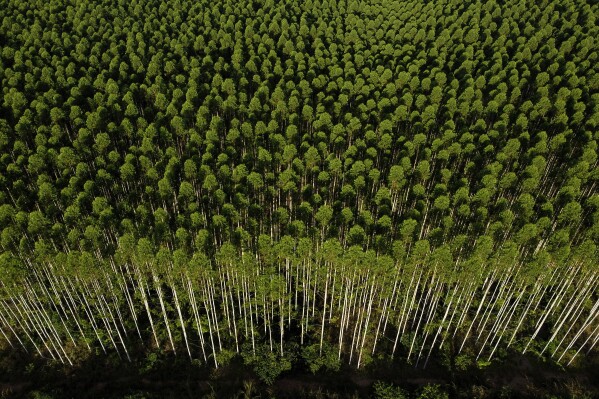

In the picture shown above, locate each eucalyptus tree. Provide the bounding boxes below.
[0,0,598,375]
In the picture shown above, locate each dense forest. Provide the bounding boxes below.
[0,0,598,395]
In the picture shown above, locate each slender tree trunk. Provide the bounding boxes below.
[153,273,176,355]
[187,276,207,363]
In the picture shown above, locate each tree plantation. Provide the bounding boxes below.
[0,0,598,389]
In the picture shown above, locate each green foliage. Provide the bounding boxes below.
[373,381,408,399]
[454,353,476,372]
[0,0,594,266]
[417,385,449,399]
[141,352,161,373]
[215,349,237,368]
[28,392,55,399]
[301,343,340,374]
[241,344,296,385]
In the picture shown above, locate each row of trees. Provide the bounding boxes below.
[1,236,597,375]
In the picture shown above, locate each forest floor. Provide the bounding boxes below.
[0,342,598,398]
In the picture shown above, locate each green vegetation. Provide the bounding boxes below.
[0,0,598,391]
[373,381,408,399]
